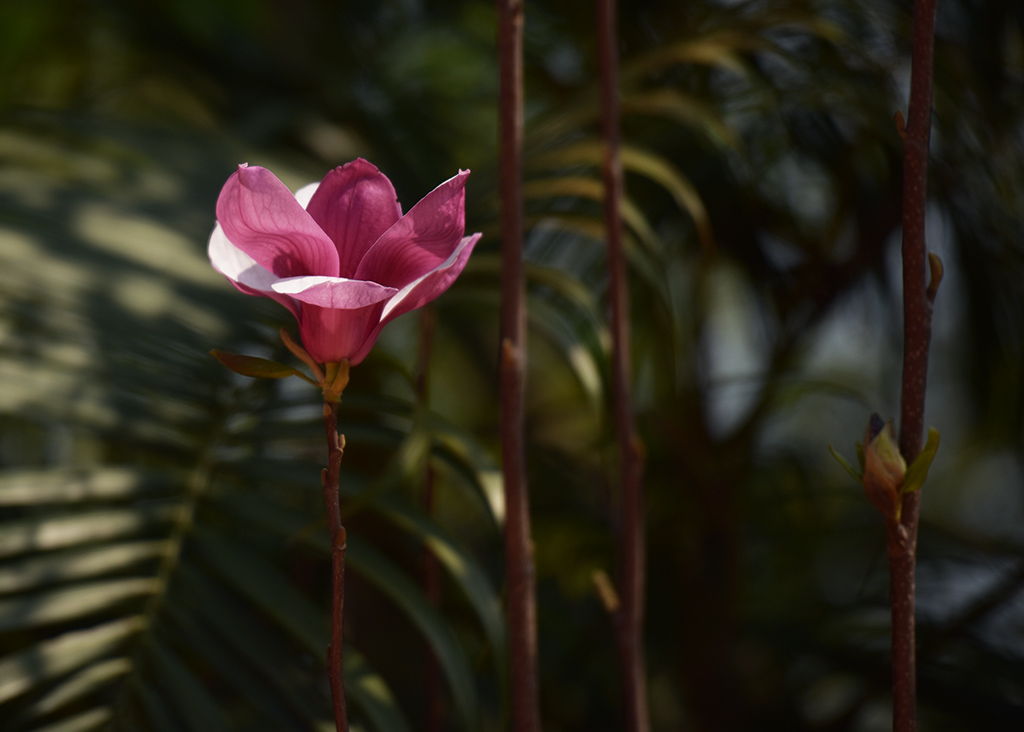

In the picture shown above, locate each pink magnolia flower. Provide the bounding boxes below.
[209,159,481,365]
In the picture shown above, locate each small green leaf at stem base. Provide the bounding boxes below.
[829,444,863,483]
[210,350,318,385]
[901,426,940,495]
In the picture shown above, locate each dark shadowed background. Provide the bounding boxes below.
[1,0,1023,730]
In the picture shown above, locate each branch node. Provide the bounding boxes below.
[501,337,521,370]
[592,569,621,614]
[926,251,943,302]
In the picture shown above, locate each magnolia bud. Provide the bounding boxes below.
[862,414,906,521]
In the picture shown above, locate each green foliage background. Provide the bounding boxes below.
[1,0,1023,730]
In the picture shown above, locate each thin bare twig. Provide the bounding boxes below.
[596,0,649,730]
[892,0,940,729]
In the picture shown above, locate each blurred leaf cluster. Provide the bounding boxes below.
[0,0,1022,730]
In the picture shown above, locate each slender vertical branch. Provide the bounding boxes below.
[899,1,939,464]
[322,400,349,732]
[892,0,939,730]
[416,307,445,732]
[497,0,541,730]
[596,1,648,730]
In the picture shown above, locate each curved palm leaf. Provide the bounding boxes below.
[0,120,495,732]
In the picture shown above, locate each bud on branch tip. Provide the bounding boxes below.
[830,415,940,523]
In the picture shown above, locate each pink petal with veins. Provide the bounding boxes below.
[271,276,397,309]
[216,165,339,278]
[208,222,298,315]
[305,159,402,279]
[209,161,479,366]
[271,276,397,363]
[354,170,469,289]
[297,298,392,365]
[349,233,480,364]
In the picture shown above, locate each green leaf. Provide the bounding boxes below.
[902,427,940,495]
[522,176,662,255]
[176,567,332,730]
[528,293,606,391]
[529,141,714,254]
[134,682,188,732]
[347,536,482,732]
[190,527,328,656]
[191,527,413,732]
[210,350,318,384]
[344,653,415,732]
[17,659,131,721]
[621,31,763,80]
[29,706,112,732]
[375,498,508,690]
[165,605,317,731]
[0,541,169,594]
[488,214,672,313]
[829,444,862,483]
[619,145,714,253]
[148,638,233,732]
[0,616,146,704]
[341,429,433,518]
[428,430,505,528]
[0,505,178,557]
[620,89,739,148]
[209,494,480,731]
[0,467,173,505]
[0,577,160,632]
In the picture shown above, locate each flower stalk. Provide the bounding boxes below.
[322,398,348,732]
[207,157,479,732]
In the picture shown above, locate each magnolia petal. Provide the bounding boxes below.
[349,233,481,365]
[209,223,277,291]
[297,300,390,365]
[306,159,403,279]
[295,182,319,209]
[272,275,398,309]
[354,169,470,289]
[216,164,340,279]
[208,223,299,315]
[209,162,479,366]
[380,233,480,321]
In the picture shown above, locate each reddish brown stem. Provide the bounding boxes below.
[892,0,939,730]
[596,0,648,730]
[497,0,541,730]
[322,400,349,732]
